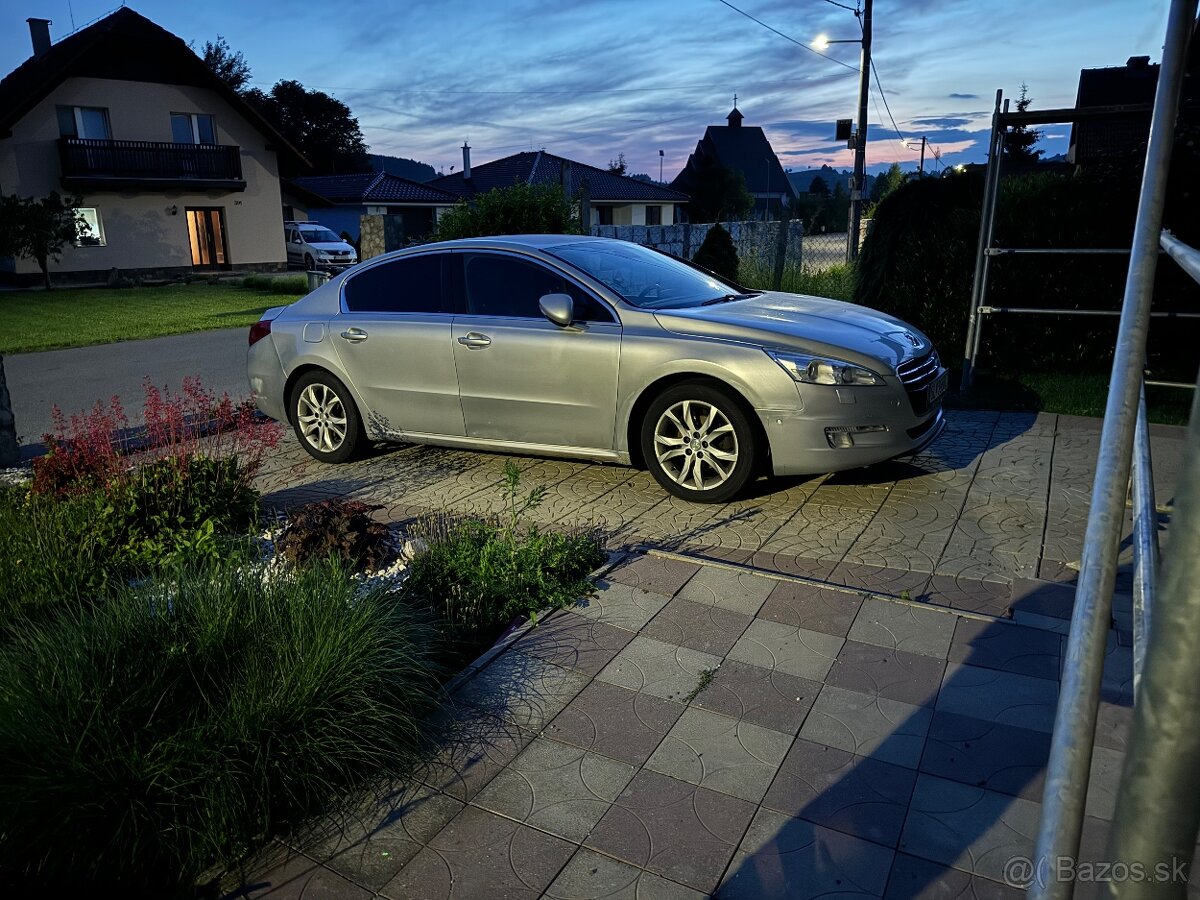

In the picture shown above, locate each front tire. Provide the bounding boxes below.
[640,382,757,503]
[291,371,362,463]
[304,253,315,271]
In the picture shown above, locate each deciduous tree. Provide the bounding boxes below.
[199,36,251,93]
[0,192,87,290]
[244,81,370,176]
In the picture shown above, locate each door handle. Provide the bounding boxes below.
[457,332,492,349]
[340,328,368,343]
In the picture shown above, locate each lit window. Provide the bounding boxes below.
[74,208,105,247]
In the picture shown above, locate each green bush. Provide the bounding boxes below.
[402,463,605,635]
[435,183,579,240]
[0,560,444,894]
[692,223,739,282]
[240,273,308,294]
[276,498,392,573]
[0,488,109,624]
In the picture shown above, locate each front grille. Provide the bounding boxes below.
[897,350,945,416]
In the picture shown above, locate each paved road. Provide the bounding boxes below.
[5,326,250,450]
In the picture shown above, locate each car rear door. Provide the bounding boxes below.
[331,251,464,437]
[450,250,621,450]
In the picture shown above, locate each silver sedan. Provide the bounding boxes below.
[247,235,947,502]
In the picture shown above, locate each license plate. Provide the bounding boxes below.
[925,371,949,407]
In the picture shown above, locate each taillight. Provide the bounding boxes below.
[248,320,272,347]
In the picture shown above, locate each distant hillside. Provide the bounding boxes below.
[787,165,875,196]
[369,153,436,182]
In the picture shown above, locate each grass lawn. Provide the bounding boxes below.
[951,371,1194,427]
[0,280,307,354]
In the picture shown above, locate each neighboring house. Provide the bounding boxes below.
[430,146,688,227]
[289,172,460,243]
[0,9,307,284]
[672,104,795,221]
[1067,56,1159,167]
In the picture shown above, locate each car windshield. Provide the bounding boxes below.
[300,227,341,244]
[545,240,756,310]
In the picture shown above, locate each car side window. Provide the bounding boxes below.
[462,254,615,323]
[344,254,446,314]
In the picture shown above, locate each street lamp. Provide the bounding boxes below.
[815,0,872,262]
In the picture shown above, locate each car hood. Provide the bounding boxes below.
[652,290,931,372]
[308,241,355,253]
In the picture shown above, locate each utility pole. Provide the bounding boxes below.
[919,135,926,175]
[847,0,872,261]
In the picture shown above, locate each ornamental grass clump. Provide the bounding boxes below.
[0,559,445,895]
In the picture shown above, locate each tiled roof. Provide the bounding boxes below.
[429,151,689,203]
[292,172,460,205]
[0,8,306,168]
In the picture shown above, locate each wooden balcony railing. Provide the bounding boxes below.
[58,138,246,190]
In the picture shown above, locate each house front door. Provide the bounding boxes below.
[186,207,229,269]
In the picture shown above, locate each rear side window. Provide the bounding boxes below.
[462,253,615,322]
[344,254,446,314]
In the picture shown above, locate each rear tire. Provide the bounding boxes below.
[291,371,362,463]
[640,382,757,503]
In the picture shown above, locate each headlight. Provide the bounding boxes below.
[767,350,885,386]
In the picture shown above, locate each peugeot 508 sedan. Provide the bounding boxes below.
[247,235,947,503]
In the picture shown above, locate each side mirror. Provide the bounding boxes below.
[539,293,574,327]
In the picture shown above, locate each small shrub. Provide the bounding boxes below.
[240,273,308,294]
[435,183,579,240]
[0,560,445,894]
[692,223,739,282]
[32,396,130,497]
[277,498,392,573]
[402,463,605,635]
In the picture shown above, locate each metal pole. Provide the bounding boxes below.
[919,136,926,175]
[1030,2,1196,896]
[960,89,1003,393]
[1105,376,1200,900]
[847,0,872,262]
[966,98,1009,376]
[1130,381,1158,700]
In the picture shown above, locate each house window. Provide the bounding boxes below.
[171,113,217,144]
[74,208,105,246]
[56,106,111,140]
[596,206,614,226]
[645,205,662,226]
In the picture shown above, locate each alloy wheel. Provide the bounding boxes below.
[297,383,348,453]
[653,399,739,492]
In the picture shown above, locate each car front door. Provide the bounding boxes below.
[451,251,621,450]
[330,251,465,437]
[285,228,302,266]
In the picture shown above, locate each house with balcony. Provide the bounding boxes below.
[0,9,306,285]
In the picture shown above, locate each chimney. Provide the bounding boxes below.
[462,142,471,180]
[1127,55,1151,68]
[27,18,51,58]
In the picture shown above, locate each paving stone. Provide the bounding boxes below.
[919,711,1050,801]
[924,573,1013,618]
[884,851,1025,899]
[727,618,844,681]
[544,847,708,900]
[829,561,933,597]
[244,850,374,898]
[800,684,934,769]
[1085,744,1125,822]
[584,769,756,894]
[758,581,862,637]
[762,738,918,847]
[472,736,636,843]
[899,774,1041,884]
[1094,699,1133,752]
[693,658,820,734]
[645,706,794,803]
[454,650,590,732]
[949,618,1062,681]
[1101,634,1135,705]
[605,554,701,596]
[1009,578,1076,620]
[826,640,947,707]
[306,781,464,890]
[382,805,575,899]
[544,680,684,767]
[719,806,894,899]
[675,565,775,615]
[512,611,635,676]
[936,663,1060,733]
[848,597,958,659]
[748,550,839,582]
[595,636,723,703]
[572,580,672,632]
[641,596,753,657]
[415,708,534,802]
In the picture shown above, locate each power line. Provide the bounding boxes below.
[822,0,860,12]
[869,58,907,144]
[714,0,859,71]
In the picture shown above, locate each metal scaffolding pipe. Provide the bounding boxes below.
[1161,229,1200,283]
[1105,381,1200,898]
[1130,384,1158,699]
[1029,1,1197,896]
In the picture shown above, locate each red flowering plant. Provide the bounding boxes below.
[31,396,132,497]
